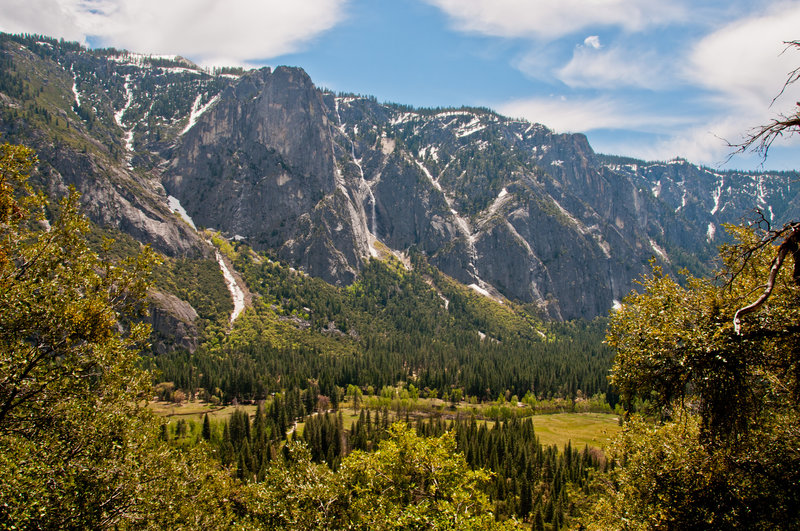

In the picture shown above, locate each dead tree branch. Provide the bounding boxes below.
[734,223,800,334]
[729,41,800,161]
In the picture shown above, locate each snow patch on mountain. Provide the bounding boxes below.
[707,222,716,242]
[71,79,81,108]
[710,175,724,215]
[168,195,197,230]
[216,251,245,324]
[181,94,220,136]
[455,116,486,138]
[649,238,670,263]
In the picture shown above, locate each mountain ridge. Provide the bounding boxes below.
[1,32,798,326]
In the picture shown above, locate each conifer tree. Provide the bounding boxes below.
[202,413,211,440]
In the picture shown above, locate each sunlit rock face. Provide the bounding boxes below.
[3,36,798,319]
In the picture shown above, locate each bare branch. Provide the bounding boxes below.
[772,41,800,105]
[721,211,782,288]
[730,41,800,161]
[734,223,800,334]
[730,111,800,161]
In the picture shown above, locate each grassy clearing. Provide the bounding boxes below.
[293,409,363,437]
[531,413,620,450]
[148,401,621,452]
[147,400,257,422]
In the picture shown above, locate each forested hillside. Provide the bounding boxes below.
[1,30,799,530]
[2,32,798,328]
[153,242,614,406]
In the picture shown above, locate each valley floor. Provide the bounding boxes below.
[149,399,620,452]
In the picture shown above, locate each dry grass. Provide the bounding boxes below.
[531,412,621,450]
[147,400,257,422]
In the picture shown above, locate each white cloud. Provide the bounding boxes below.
[583,35,602,49]
[496,95,692,133]
[0,0,92,43]
[498,2,800,166]
[424,0,687,40]
[621,113,800,167]
[0,0,348,66]
[686,3,800,113]
[496,92,800,167]
[625,122,739,165]
[557,43,669,90]
[676,3,800,162]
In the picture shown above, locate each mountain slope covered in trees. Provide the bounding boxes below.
[2,31,800,530]
[2,32,797,329]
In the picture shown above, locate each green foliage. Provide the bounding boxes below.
[0,143,151,429]
[0,143,236,527]
[152,254,233,332]
[342,423,502,530]
[581,416,725,530]
[240,440,349,529]
[582,227,800,529]
[418,416,600,526]
[156,245,614,405]
[240,423,514,530]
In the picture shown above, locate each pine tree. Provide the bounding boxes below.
[202,413,211,441]
[532,508,545,531]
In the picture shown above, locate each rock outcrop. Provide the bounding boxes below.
[147,290,200,354]
[3,33,798,321]
[165,67,371,284]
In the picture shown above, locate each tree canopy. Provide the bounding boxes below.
[577,40,800,529]
[580,225,800,529]
[0,143,236,528]
[241,423,513,530]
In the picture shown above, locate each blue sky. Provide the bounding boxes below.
[3,0,800,170]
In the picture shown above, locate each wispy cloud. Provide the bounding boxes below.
[0,0,349,66]
[611,121,742,166]
[424,0,688,40]
[685,2,800,111]
[496,95,693,133]
[557,41,670,90]
[673,3,800,162]
[483,0,800,166]
[0,0,90,43]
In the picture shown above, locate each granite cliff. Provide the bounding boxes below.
[2,33,798,325]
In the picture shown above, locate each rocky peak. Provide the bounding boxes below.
[3,33,798,320]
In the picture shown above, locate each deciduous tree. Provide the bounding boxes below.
[580,225,800,529]
[0,143,235,527]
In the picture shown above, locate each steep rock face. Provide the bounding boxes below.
[609,159,800,245]
[165,66,369,284]
[0,35,225,354]
[280,188,368,284]
[3,34,799,321]
[327,98,795,318]
[476,201,611,319]
[147,290,200,354]
[43,144,206,257]
[324,104,664,318]
[1,112,207,261]
[374,153,461,254]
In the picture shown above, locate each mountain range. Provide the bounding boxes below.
[2,32,798,334]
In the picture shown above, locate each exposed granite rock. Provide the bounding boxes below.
[4,35,798,321]
[147,290,200,354]
[165,66,370,282]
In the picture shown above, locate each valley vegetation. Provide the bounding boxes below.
[3,136,798,530]
[0,35,799,530]
[0,140,613,528]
